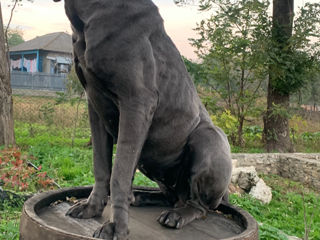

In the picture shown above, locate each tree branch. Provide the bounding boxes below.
[5,0,19,45]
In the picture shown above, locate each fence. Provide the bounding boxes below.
[11,71,90,146]
[11,71,67,92]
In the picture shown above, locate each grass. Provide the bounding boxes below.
[12,95,320,153]
[13,95,88,130]
[0,95,319,239]
[231,174,320,240]
[1,122,318,239]
[14,121,157,189]
[0,200,24,240]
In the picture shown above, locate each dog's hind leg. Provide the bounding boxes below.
[131,189,171,207]
[66,102,113,218]
[158,121,232,229]
[131,181,178,207]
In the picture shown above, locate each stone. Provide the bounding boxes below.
[231,166,255,183]
[232,159,238,169]
[231,153,320,190]
[231,166,272,203]
[228,183,245,195]
[232,167,259,191]
[249,179,272,204]
[287,236,302,240]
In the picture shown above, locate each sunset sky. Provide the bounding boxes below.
[1,0,318,59]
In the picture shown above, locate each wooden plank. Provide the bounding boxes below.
[38,201,244,240]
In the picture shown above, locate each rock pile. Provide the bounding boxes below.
[230,163,272,204]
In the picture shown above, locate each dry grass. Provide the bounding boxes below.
[12,95,319,152]
[13,95,89,130]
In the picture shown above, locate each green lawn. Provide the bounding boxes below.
[0,121,319,240]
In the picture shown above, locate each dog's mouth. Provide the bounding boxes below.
[53,0,61,2]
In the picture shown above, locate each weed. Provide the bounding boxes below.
[13,95,320,152]
[1,94,318,240]
[231,175,320,239]
[0,149,55,192]
[259,223,289,240]
[39,102,55,126]
[211,110,238,144]
[0,200,22,240]
[133,171,157,188]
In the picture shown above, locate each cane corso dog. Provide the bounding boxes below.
[53,0,232,239]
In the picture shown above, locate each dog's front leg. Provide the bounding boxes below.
[67,102,113,218]
[93,100,156,240]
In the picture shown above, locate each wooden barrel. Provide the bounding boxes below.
[20,186,258,240]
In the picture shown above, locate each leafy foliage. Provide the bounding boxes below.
[258,223,289,240]
[231,174,320,239]
[56,66,86,147]
[0,113,319,239]
[0,200,23,240]
[187,0,320,150]
[211,110,238,143]
[0,149,54,192]
[182,57,204,85]
[7,28,24,47]
[39,102,55,126]
[191,0,270,145]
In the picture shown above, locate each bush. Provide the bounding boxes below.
[0,200,23,240]
[0,149,55,192]
[211,110,238,143]
[243,125,263,144]
[231,175,320,239]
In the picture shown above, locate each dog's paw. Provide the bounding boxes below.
[157,210,185,229]
[157,207,203,229]
[66,198,106,219]
[93,221,128,240]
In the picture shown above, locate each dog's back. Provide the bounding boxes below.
[67,0,203,148]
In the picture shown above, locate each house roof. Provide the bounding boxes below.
[10,32,72,54]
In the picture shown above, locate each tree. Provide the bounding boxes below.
[7,28,24,47]
[180,0,320,149]
[174,0,197,6]
[263,0,294,152]
[291,66,320,109]
[0,2,15,147]
[308,72,320,111]
[182,57,204,85]
[191,0,270,146]
[264,1,320,152]
[308,74,320,111]
[0,0,33,147]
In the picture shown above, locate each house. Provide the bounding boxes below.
[9,32,72,74]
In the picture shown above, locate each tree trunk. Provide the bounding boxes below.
[0,3,16,147]
[264,0,294,152]
[264,83,293,152]
[237,115,244,147]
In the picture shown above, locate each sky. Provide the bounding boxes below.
[1,0,318,59]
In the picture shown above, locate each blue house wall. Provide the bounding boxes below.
[10,50,40,73]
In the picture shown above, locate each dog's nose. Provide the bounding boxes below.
[53,0,61,2]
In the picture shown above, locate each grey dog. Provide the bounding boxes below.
[53,0,232,239]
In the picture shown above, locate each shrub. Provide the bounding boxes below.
[243,125,263,144]
[211,110,238,143]
[0,149,55,192]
